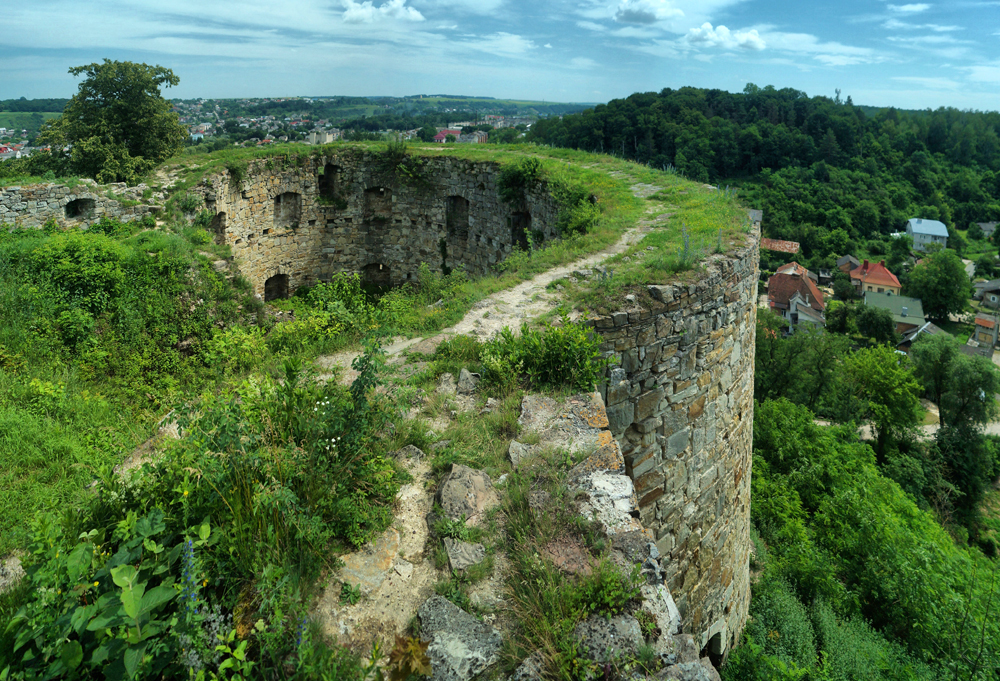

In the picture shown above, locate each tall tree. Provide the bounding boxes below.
[843,345,921,461]
[38,60,186,184]
[905,249,969,320]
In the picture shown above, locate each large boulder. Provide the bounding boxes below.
[457,368,480,394]
[419,595,502,681]
[436,465,498,524]
[508,651,544,681]
[443,537,486,572]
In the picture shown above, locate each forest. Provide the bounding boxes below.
[529,85,1000,274]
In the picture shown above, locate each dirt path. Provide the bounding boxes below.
[315,178,663,381]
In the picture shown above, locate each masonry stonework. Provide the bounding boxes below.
[592,221,760,659]
[195,150,560,297]
[0,181,157,227]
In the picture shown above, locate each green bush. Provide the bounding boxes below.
[497,157,542,205]
[203,326,269,375]
[482,317,607,393]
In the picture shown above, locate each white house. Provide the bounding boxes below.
[906,218,949,252]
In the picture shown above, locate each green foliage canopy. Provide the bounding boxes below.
[905,248,969,320]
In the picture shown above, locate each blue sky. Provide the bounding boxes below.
[2,0,1000,110]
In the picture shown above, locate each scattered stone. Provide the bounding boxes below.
[528,490,550,512]
[457,368,480,394]
[437,373,457,395]
[212,260,228,273]
[419,595,502,681]
[496,474,508,485]
[393,445,425,460]
[625,294,637,305]
[508,440,532,468]
[443,537,487,572]
[339,528,401,594]
[436,465,499,524]
[431,440,452,452]
[394,560,414,580]
[429,299,444,308]
[509,651,544,681]
[574,614,642,663]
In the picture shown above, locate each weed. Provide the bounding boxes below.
[340,582,363,606]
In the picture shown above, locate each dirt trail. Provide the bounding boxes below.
[315,178,663,381]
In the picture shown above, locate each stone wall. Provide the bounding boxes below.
[0,181,157,227]
[194,150,561,298]
[592,220,760,659]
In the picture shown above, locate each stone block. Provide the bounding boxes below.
[667,428,690,457]
[607,401,635,435]
[636,387,664,421]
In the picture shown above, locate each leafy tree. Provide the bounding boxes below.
[968,221,985,241]
[909,333,958,403]
[832,271,857,301]
[825,300,854,334]
[417,124,437,142]
[37,60,186,184]
[445,134,457,143]
[855,305,897,345]
[887,234,913,272]
[905,249,969,320]
[975,254,996,279]
[843,345,921,460]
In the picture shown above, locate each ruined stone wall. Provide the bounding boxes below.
[592,222,760,658]
[0,181,156,227]
[195,150,560,297]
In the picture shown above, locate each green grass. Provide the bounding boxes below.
[937,319,976,345]
[0,111,61,132]
[0,371,148,555]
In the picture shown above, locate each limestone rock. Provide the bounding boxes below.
[419,595,502,681]
[393,445,425,460]
[659,661,718,681]
[509,651,544,681]
[457,368,480,394]
[574,614,642,663]
[437,373,457,395]
[393,560,414,580]
[508,440,532,467]
[0,555,24,594]
[436,465,498,523]
[443,537,486,572]
[640,584,682,643]
[573,472,643,535]
[339,528,401,594]
[671,634,700,664]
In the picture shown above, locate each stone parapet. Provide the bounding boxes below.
[592,224,760,658]
[0,181,156,227]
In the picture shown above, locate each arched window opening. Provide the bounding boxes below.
[362,263,391,286]
[319,164,341,199]
[65,198,95,219]
[264,273,289,301]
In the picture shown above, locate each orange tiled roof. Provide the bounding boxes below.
[850,259,901,289]
[767,272,825,312]
[976,314,997,330]
[760,238,800,254]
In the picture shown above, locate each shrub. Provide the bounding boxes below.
[498,157,542,205]
[203,326,268,375]
[28,232,130,313]
[482,316,607,393]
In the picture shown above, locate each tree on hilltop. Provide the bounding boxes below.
[37,59,186,184]
[905,249,969,321]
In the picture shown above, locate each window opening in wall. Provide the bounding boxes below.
[264,273,289,301]
[439,238,452,276]
[318,164,340,198]
[446,195,470,240]
[509,211,531,251]
[362,263,391,289]
[65,198,96,219]
[703,633,724,669]
[363,186,392,220]
[210,211,227,245]
[274,192,301,228]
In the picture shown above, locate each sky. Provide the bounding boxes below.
[2,0,1000,110]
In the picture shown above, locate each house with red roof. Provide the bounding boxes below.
[850,259,901,296]
[975,313,999,348]
[767,261,825,331]
[433,129,462,143]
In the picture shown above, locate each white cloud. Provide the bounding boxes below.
[411,0,504,14]
[892,76,960,89]
[686,22,765,50]
[342,0,424,23]
[965,64,1000,83]
[576,20,607,32]
[458,32,535,57]
[570,57,598,68]
[544,43,552,48]
[884,18,961,31]
[614,0,683,25]
[888,3,931,12]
